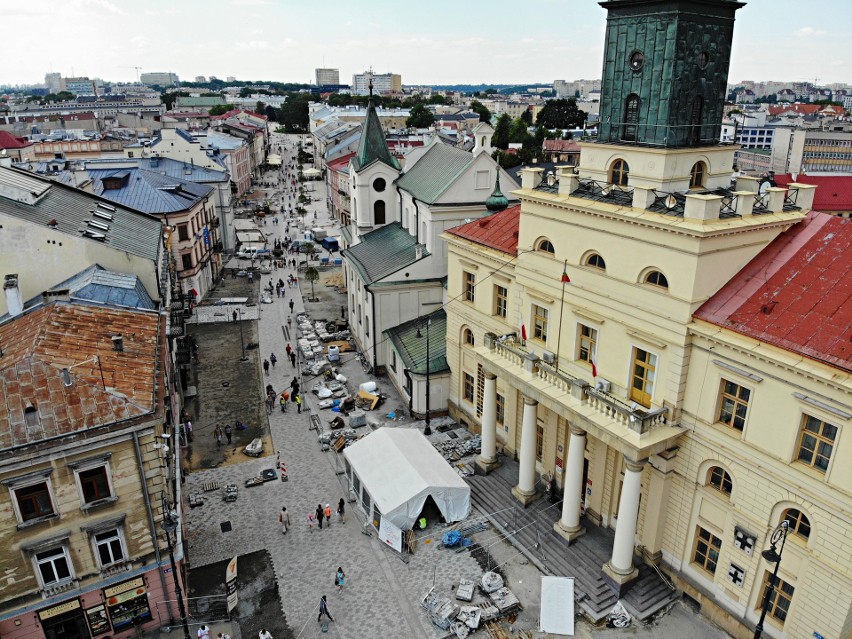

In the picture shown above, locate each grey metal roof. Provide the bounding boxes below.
[86,167,213,214]
[384,309,449,375]
[342,222,427,285]
[0,166,162,261]
[88,157,228,183]
[394,143,475,204]
[53,265,156,310]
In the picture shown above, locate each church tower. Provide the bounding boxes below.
[597,0,743,148]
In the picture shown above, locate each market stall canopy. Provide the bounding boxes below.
[302,167,321,178]
[344,427,470,530]
[267,154,282,166]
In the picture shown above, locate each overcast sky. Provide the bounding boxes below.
[2,0,849,87]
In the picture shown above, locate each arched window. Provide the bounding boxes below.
[690,161,706,189]
[586,253,606,270]
[689,95,704,145]
[622,94,640,141]
[374,200,386,225]
[644,270,669,289]
[706,466,732,495]
[782,508,811,540]
[463,328,474,346]
[536,239,555,254]
[609,159,629,187]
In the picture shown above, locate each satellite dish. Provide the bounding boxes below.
[665,194,678,209]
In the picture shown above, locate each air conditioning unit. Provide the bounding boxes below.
[594,378,611,392]
[542,350,555,364]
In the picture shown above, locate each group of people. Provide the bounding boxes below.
[212,423,233,448]
[305,499,346,531]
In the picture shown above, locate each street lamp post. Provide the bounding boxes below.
[163,509,191,639]
[237,307,248,362]
[754,520,790,639]
[417,317,432,436]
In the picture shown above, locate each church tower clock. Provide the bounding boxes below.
[597,0,744,148]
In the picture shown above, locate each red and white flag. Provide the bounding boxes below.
[521,324,527,341]
[591,358,598,379]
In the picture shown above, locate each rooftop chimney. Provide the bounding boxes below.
[4,274,23,317]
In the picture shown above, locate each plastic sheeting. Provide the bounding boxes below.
[343,428,471,530]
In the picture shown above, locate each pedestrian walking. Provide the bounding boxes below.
[324,504,332,527]
[296,394,302,413]
[316,504,323,530]
[197,626,210,639]
[263,359,270,375]
[290,351,296,367]
[270,353,278,368]
[258,630,273,639]
[265,394,275,414]
[335,567,345,592]
[279,391,288,412]
[285,344,292,357]
[224,423,232,444]
[232,309,238,322]
[317,596,334,623]
[213,424,223,448]
[291,377,299,394]
[185,420,193,443]
[337,498,345,524]
[289,298,295,313]
[278,506,290,534]
[307,512,316,532]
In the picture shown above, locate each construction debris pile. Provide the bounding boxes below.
[295,313,350,361]
[422,570,521,638]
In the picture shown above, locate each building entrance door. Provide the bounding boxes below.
[42,608,89,639]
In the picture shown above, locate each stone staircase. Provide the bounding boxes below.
[467,461,679,622]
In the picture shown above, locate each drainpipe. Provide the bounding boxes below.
[403,369,413,414]
[133,431,175,624]
[369,287,378,371]
[395,185,404,229]
[413,199,420,243]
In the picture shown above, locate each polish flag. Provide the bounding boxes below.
[561,269,570,284]
[521,324,527,341]
[591,358,598,379]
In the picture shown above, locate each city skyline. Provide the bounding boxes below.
[2,0,850,87]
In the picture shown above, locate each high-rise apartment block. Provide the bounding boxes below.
[351,71,401,95]
[315,68,340,87]
[139,72,180,86]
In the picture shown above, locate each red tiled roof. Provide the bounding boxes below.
[695,211,851,371]
[446,204,521,256]
[328,152,356,172]
[0,131,32,149]
[0,303,160,447]
[775,174,852,212]
[543,139,581,153]
[768,103,822,116]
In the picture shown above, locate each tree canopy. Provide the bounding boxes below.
[470,100,491,124]
[406,103,434,128]
[492,114,511,150]
[208,104,236,116]
[536,98,586,129]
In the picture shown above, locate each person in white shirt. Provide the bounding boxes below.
[197,626,210,639]
[258,630,273,639]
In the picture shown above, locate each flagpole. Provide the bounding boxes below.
[555,259,568,371]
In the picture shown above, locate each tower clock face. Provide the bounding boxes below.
[629,51,645,72]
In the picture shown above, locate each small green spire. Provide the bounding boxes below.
[354,97,400,171]
[485,170,508,213]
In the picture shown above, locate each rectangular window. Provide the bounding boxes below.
[94,529,125,567]
[629,348,657,408]
[796,414,837,473]
[496,394,505,425]
[758,572,794,626]
[35,547,72,586]
[15,482,55,522]
[535,423,544,462]
[463,373,475,403]
[181,254,193,270]
[79,466,112,504]
[718,379,750,431]
[177,224,189,241]
[463,272,476,303]
[390,352,397,373]
[494,285,508,318]
[692,526,721,574]
[577,324,597,363]
[532,304,548,342]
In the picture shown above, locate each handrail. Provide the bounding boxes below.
[572,177,634,206]
[585,386,668,434]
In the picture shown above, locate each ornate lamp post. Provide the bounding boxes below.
[416,317,431,436]
[754,520,790,639]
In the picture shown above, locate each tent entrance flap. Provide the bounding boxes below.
[417,495,443,527]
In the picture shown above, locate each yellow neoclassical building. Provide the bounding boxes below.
[442,1,850,637]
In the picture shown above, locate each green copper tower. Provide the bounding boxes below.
[597,0,744,148]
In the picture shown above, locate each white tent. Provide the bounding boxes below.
[302,167,321,179]
[343,428,470,530]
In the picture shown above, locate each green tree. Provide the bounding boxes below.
[304,266,320,300]
[161,91,188,110]
[327,93,352,107]
[492,114,511,149]
[492,149,521,169]
[278,92,314,132]
[520,109,532,125]
[509,118,530,145]
[428,94,448,105]
[469,100,491,124]
[256,100,266,113]
[209,104,235,116]
[536,98,586,130]
[406,103,434,128]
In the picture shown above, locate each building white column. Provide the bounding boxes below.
[603,459,644,588]
[512,398,539,505]
[554,427,586,543]
[476,373,500,475]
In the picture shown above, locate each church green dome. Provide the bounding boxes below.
[485,171,508,213]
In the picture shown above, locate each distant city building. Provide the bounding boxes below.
[771,128,852,174]
[316,68,340,87]
[140,71,179,86]
[226,76,236,82]
[195,76,207,83]
[61,77,95,96]
[44,72,61,93]
[553,79,601,99]
[209,75,218,81]
[352,71,401,95]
